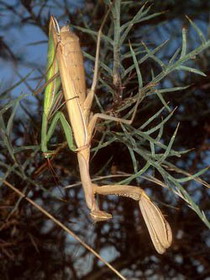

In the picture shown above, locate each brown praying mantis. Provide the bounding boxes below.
[40,15,172,254]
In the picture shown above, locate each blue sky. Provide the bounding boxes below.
[0,0,84,98]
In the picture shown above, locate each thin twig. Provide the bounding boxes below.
[2,179,126,280]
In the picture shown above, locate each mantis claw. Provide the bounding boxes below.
[90,210,112,222]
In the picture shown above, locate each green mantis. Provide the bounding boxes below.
[41,19,75,158]
[40,16,172,254]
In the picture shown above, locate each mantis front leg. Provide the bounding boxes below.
[77,147,112,221]
[93,184,172,254]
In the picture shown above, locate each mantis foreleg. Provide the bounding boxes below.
[93,184,172,254]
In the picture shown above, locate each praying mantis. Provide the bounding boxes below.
[40,15,172,254]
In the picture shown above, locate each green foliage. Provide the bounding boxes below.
[81,1,210,228]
